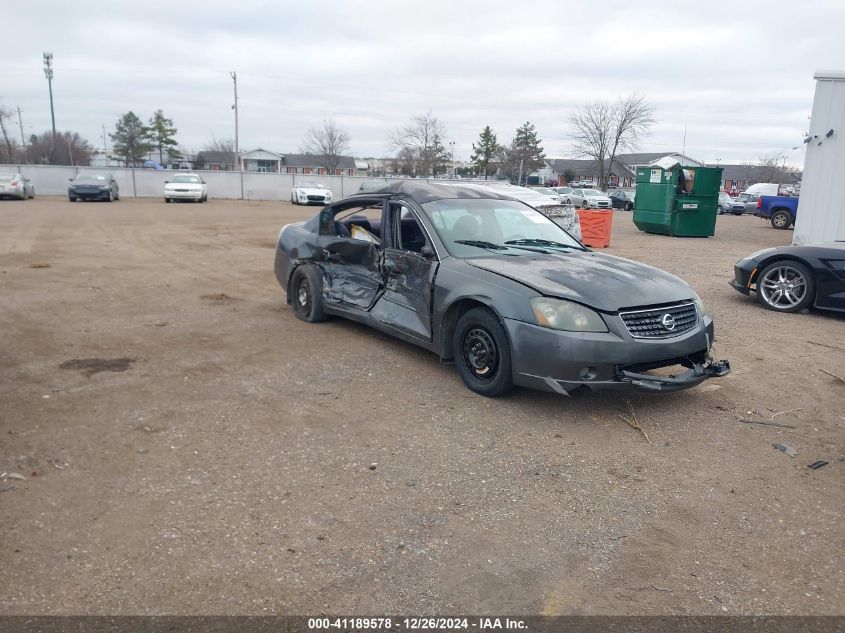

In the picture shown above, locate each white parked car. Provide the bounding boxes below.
[565,188,612,209]
[164,173,208,203]
[291,182,332,205]
[0,172,35,200]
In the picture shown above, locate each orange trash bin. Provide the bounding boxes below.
[576,209,613,248]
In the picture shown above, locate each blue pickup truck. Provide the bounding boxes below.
[755,195,799,229]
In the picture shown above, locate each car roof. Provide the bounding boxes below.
[347,180,513,204]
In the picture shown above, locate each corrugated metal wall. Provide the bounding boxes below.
[793,71,845,245]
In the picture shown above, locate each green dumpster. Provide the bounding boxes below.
[632,165,723,237]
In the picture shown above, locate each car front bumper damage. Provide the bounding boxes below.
[503,314,730,395]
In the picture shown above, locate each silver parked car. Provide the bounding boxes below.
[0,172,35,200]
[717,192,745,215]
[565,188,612,209]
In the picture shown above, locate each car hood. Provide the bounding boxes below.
[296,188,330,195]
[465,251,695,312]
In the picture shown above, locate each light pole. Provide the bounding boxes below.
[230,71,240,171]
[449,141,455,176]
[43,53,55,137]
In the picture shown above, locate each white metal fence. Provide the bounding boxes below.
[0,164,390,201]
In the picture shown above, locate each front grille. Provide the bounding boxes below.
[619,302,698,339]
[307,195,325,201]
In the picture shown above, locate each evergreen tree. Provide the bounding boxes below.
[149,110,181,164]
[512,121,545,183]
[470,125,498,179]
[110,111,152,167]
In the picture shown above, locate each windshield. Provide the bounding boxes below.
[582,189,603,195]
[172,174,201,183]
[298,182,325,189]
[422,198,584,258]
[75,174,108,183]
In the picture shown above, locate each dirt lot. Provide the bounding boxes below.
[0,197,842,615]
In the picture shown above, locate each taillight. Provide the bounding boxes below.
[756,197,762,209]
[10,180,19,187]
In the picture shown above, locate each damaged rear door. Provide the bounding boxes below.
[319,199,386,310]
[370,200,438,341]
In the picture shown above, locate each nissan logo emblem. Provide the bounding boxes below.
[661,313,676,331]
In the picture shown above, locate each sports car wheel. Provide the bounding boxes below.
[756,261,814,313]
[453,307,512,397]
[291,265,326,323]
[770,210,792,229]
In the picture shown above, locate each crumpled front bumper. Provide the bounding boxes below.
[503,314,730,395]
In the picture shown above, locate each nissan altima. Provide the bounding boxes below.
[274,181,729,397]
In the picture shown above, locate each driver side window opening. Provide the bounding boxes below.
[329,201,385,244]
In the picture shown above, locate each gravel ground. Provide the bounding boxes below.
[0,197,842,615]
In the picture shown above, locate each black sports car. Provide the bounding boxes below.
[274,181,729,397]
[730,243,845,313]
[68,173,119,202]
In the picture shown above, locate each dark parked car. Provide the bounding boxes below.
[730,243,845,313]
[717,192,745,215]
[609,190,635,211]
[274,182,729,396]
[68,173,119,202]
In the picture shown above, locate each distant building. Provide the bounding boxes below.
[535,152,705,187]
[238,149,356,175]
[718,164,802,192]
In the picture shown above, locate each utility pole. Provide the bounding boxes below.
[518,158,524,186]
[16,107,25,145]
[230,71,240,171]
[102,124,108,156]
[43,53,56,137]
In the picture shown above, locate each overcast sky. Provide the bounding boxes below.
[2,0,843,167]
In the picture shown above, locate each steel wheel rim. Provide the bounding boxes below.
[297,279,312,315]
[463,328,498,381]
[773,213,788,228]
[759,265,806,309]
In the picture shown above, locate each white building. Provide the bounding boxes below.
[793,70,845,245]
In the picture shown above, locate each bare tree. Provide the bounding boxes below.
[26,131,92,165]
[202,136,237,170]
[0,106,18,163]
[568,94,655,189]
[390,112,449,177]
[300,119,351,174]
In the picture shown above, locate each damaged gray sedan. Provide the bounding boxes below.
[274,181,729,396]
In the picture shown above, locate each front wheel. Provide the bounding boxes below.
[756,261,815,312]
[770,210,792,229]
[165,198,171,203]
[453,307,513,397]
[69,196,76,202]
[290,265,326,323]
[625,202,633,211]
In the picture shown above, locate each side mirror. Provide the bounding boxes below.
[164,180,170,184]
[420,245,435,259]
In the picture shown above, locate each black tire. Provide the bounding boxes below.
[581,200,590,210]
[625,202,633,211]
[770,209,793,229]
[452,307,513,397]
[290,265,326,323]
[756,260,815,313]
[165,198,171,203]
[108,189,114,202]
[732,211,743,216]
[115,191,120,201]
[69,196,76,202]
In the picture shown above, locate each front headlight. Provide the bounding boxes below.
[530,297,608,332]
[692,293,707,319]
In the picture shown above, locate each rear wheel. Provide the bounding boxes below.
[756,261,814,312]
[453,307,513,397]
[770,210,792,229]
[165,198,171,203]
[69,196,76,202]
[290,265,326,323]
